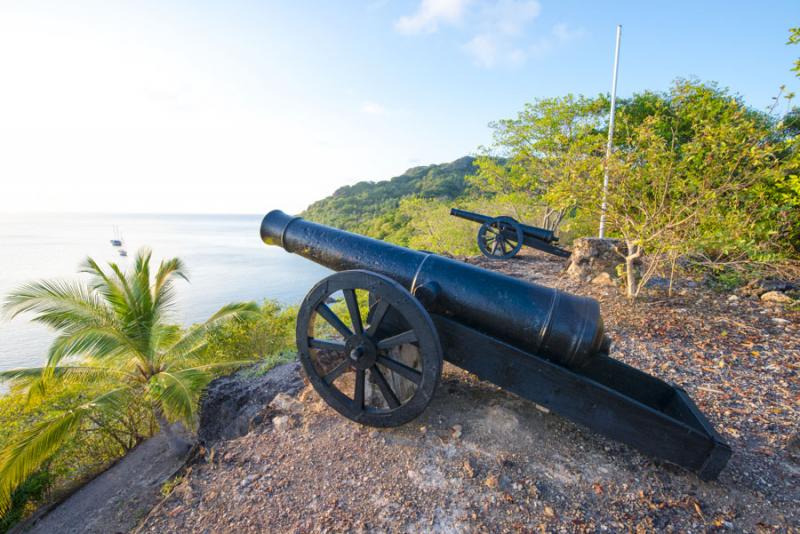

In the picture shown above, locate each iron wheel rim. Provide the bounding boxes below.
[296,270,443,427]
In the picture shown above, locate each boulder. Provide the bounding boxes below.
[741,278,797,297]
[269,392,305,415]
[566,238,628,281]
[760,291,793,304]
[198,361,304,445]
[272,415,293,432]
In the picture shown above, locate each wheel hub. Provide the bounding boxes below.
[345,335,377,370]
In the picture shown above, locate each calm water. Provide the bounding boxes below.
[0,213,331,372]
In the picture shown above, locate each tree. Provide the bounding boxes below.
[606,81,787,297]
[470,94,608,235]
[788,27,800,79]
[0,249,258,514]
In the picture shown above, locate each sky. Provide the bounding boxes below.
[0,0,797,214]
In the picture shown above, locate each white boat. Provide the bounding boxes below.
[110,226,123,247]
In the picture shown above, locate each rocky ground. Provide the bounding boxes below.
[136,251,799,533]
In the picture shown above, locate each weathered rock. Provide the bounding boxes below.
[272,415,293,432]
[566,238,628,281]
[591,272,615,287]
[787,433,800,461]
[269,392,304,415]
[198,361,304,444]
[761,291,793,304]
[741,278,798,297]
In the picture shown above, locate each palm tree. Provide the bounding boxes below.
[0,249,258,514]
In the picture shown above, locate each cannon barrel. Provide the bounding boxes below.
[450,208,557,243]
[261,210,609,368]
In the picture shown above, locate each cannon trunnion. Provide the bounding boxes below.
[260,210,731,480]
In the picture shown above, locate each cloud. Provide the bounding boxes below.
[361,101,386,115]
[397,0,582,68]
[528,23,585,59]
[395,0,470,34]
[466,22,583,67]
[463,34,499,68]
[461,0,542,68]
[481,0,541,36]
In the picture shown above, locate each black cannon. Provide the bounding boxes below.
[450,207,571,259]
[260,210,731,480]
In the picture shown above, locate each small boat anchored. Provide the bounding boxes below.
[110,225,123,247]
[110,225,128,256]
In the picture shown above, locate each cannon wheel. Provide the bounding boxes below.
[478,217,523,260]
[296,270,443,427]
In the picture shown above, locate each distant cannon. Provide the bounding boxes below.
[450,208,571,259]
[260,210,731,480]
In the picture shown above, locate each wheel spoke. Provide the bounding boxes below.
[354,369,365,411]
[370,365,400,409]
[316,303,353,338]
[343,289,363,335]
[377,355,422,385]
[365,299,390,337]
[377,329,418,350]
[309,338,347,351]
[491,240,500,255]
[323,358,351,385]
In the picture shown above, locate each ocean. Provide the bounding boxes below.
[0,213,331,373]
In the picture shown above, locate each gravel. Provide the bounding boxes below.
[137,251,799,533]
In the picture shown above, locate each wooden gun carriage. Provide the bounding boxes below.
[450,208,571,259]
[260,210,731,480]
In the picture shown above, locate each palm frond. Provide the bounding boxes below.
[79,257,130,315]
[152,257,188,319]
[205,301,260,324]
[161,302,259,365]
[2,279,112,330]
[161,325,208,364]
[45,327,134,369]
[131,248,154,328]
[0,365,135,385]
[150,369,210,426]
[106,262,138,324]
[0,386,131,514]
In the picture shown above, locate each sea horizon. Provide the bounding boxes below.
[0,212,331,373]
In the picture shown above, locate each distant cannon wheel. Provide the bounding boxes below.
[296,270,443,427]
[478,217,523,260]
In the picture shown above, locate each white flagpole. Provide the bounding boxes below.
[599,24,622,239]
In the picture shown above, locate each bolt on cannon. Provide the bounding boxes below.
[260,210,731,480]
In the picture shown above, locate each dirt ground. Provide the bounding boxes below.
[136,251,799,533]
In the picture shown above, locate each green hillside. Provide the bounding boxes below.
[302,156,477,234]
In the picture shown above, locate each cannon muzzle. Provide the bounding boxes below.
[261,209,608,368]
